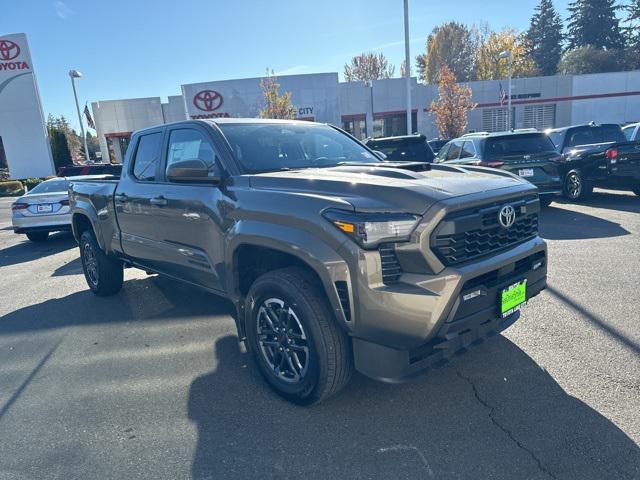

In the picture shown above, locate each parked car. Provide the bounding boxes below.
[622,122,639,142]
[70,119,547,405]
[364,134,435,163]
[436,131,563,206]
[545,122,640,200]
[58,163,122,177]
[427,138,449,154]
[11,177,72,242]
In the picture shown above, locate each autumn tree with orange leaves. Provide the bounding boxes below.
[429,65,476,139]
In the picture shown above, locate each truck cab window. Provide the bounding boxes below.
[166,129,220,178]
[132,132,162,181]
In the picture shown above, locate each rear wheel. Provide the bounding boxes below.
[26,231,49,242]
[563,169,593,201]
[245,267,353,405]
[80,230,123,296]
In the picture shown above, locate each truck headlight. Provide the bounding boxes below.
[322,208,420,249]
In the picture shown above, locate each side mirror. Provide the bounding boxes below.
[373,150,387,161]
[166,159,220,184]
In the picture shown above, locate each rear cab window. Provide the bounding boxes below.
[444,141,463,161]
[131,132,163,181]
[565,125,626,148]
[369,140,434,163]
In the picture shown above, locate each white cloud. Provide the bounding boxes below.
[54,1,75,19]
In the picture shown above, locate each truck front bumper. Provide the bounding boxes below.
[348,237,547,382]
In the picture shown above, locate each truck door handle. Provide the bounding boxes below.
[114,193,128,203]
[149,196,168,206]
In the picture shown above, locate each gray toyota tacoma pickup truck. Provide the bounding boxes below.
[70,119,547,405]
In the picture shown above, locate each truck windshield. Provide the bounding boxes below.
[485,134,557,160]
[219,123,380,173]
[565,125,626,148]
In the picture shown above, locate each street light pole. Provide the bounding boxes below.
[69,70,90,163]
[403,0,412,134]
[499,51,513,130]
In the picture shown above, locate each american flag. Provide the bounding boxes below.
[499,83,507,106]
[83,103,95,129]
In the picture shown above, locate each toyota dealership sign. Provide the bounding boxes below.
[0,33,54,178]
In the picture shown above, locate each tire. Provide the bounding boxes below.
[245,267,353,405]
[79,229,123,296]
[539,197,553,208]
[563,169,593,201]
[26,231,49,242]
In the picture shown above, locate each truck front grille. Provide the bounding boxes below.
[431,195,539,266]
[379,244,402,284]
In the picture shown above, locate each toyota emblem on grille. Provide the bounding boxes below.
[498,205,516,228]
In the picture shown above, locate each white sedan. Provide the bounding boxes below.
[11,177,72,242]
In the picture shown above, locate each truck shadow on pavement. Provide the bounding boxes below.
[539,205,630,240]
[0,232,76,268]
[188,335,640,480]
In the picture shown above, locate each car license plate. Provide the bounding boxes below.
[501,280,527,317]
[518,168,534,177]
[36,204,53,213]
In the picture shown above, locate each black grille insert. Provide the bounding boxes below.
[335,281,351,321]
[432,196,539,266]
[379,244,402,284]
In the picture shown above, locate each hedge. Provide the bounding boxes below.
[21,177,44,191]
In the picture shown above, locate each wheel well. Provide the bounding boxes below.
[234,245,323,297]
[72,213,92,239]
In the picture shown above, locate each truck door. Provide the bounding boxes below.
[114,127,171,272]
[151,125,229,292]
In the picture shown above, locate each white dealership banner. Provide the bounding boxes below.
[0,33,55,178]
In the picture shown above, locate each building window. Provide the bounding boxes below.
[0,136,7,169]
[482,107,514,132]
[342,116,367,140]
[373,111,418,138]
[523,104,556,130]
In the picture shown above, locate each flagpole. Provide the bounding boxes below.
[69,70,90,162]
[403,0,412,134]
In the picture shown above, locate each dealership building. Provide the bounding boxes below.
[92,69,640,163]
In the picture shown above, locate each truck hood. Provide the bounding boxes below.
[248,164,530,214]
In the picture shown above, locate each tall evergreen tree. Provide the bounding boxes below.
[527,0,564,75]
[566,0,624,50]
[623,1,640,54]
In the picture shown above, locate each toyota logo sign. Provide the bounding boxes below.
[193,90,223,112]
[0,40,20,61]
[498,205,516,228]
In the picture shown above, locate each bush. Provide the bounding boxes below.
[0,180,25,196]
[21,177,44,191]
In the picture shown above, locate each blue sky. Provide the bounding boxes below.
[5,0,572,131]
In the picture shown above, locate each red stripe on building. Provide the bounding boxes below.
[475,90,640,108]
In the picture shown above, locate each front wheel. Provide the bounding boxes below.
[245,267,353,405]
[79,230,123,296]
[26,231,49,242]
[563,169,593,201]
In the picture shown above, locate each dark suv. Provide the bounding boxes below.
[365,134,435,163]
[437,131,563,206]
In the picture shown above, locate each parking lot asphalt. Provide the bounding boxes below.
[0,191,638,480]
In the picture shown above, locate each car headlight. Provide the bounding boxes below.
[322,208,421,249]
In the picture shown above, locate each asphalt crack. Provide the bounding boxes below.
[454,366,558,480]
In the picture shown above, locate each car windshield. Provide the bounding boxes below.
[27,180,70,194]
[565,125,626,148]
[218,123,380,173]
[368,140,434,162]
[485,134,557,160]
